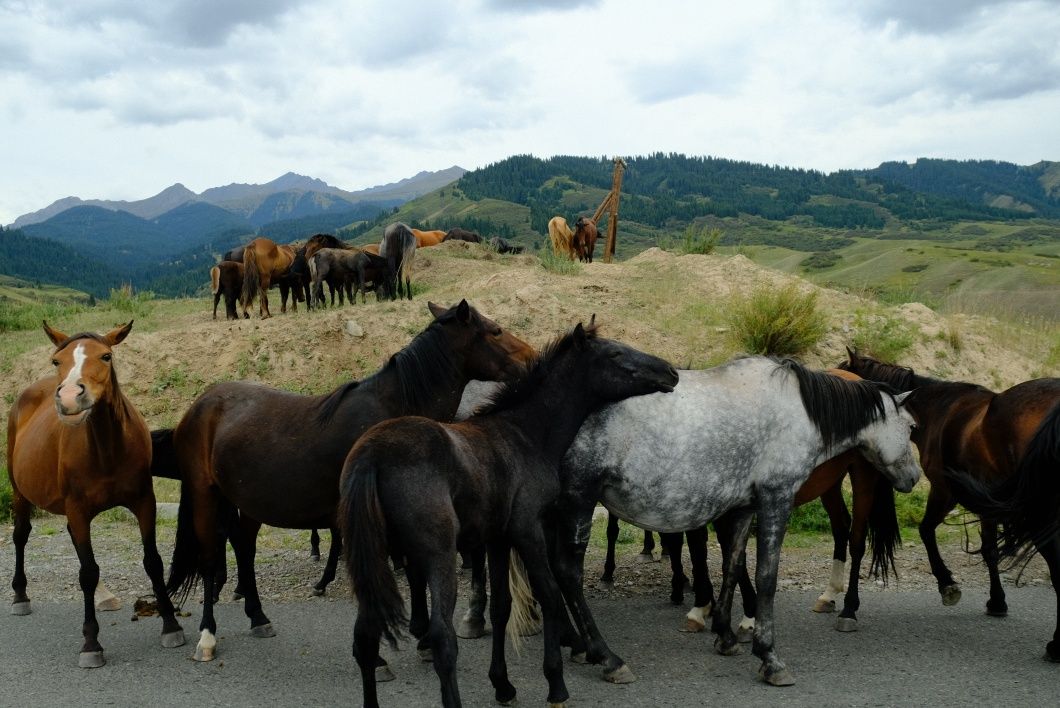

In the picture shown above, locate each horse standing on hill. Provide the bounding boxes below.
[380,223,417,300]
[444,228,481,243]
[211,261,248,320]
[304,233,349,261]
[548,216,575,260]
[342,320,678,708]
[6,322,185,667]
[573,217,599,263]
[240,237,296,318]
[411,228,447,248]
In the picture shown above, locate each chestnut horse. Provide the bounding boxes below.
[573,217,599,263]
[411,228,447,248]
[6,322,185,667]
[547,216,575,260]
[240,237,296,318]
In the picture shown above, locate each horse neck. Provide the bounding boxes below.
[80,385,142,457]
[363,328,471,421]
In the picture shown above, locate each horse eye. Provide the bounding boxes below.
[51,359,59,367]
[101,353,112,362]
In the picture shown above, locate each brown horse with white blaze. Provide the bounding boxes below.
[241,237,296,318]
[6,321,185,667]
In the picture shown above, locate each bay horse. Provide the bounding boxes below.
[444,227,481,243]
[6,321,185,667]
[342,320,678,708]
[380,223,417,300]
[240,237,296,318]
[945,397,1060,661]
[839,349,1060,618]
[210,261,248,320]
[163,301,534,663]
[548,357,920,686]
[304,232,349,261]
[573,217,598,263]
[547,216,575,260]
[411,228,447,248]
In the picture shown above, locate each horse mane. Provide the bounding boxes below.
[775,358,896,449]
[844,358,926,390]
[476,323,599,416]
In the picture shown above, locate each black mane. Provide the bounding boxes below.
[777,358,895,448]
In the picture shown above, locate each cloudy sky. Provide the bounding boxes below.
[2,0,1059,224]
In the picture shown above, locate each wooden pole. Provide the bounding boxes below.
[603,158,625,263]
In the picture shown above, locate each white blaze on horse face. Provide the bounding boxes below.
[57,343,87,412]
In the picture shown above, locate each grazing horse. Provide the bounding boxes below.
[548,216,576,260]
[945,398,1060,661]
[573,217,599,263]
[380,223,417,300]
[6,322,185,667]
[839,349,1060,617]
[548,357,920,686]
[343,320,678,708]
[488,237,524,254]
[274,245,312,313]
[163,301,534,663]
[240,237,296,318]
[210,261,248,320]
[308,247,359,307]
[304,232,349,261]
[411,228,448,248]
[444,227,481,243]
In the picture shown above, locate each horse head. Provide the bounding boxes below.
[572,317,679,402]
[856,390,921,493]
[43,320,132,426]
[426,300,535,382]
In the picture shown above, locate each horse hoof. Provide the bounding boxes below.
[418,647,433,662]
[310,553,321,562]
[375,665,396,682]
[497,695,517,706]
[636,553,655,564]
[715,637,741,656]
[251,623,276,638]
[95,596,122,612]
[548,703,566,708]
[759,665,796,686]
[11,601,31,616]
[194,645,215,662]
[232,592,244,601]
[941,585,962,606]
[986,600,1008,617]
[456,619,487,639]
[311,587,325,597]
[813,598,836,613]
[603,664,636,684]
[79,651,105,669]
[736,619,755,644]
[598,579,614,591]
[835,617,858,633]
[570,651,587,664]
[682,618,706,633]
[161,630,186,648]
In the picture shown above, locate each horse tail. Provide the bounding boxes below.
[149,428,181,480]
[946,401,1060,564]
[340,452,406,648]
[241,246,260,310]
[210,266,221,295]
[866,471,901,583]
[506,550,537,655]
[165,476,201,607]
[401,238,416,296]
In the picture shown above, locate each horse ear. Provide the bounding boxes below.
[103,321,133,346]
[845,345,856,362]
[427,301,447,319]
[894,390,913,406]
[573,321,587,348]
[456,299,471,323]
[43,320,67,346]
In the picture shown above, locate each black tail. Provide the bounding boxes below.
[946,402,1060,564]
[867,472,901,583]
[149,428,181,480]
[340,453,406,648]
[165,477,201,607]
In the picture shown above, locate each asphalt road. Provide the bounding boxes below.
[0,587,1056,707]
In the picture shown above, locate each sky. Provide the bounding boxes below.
[2,0,1059,225]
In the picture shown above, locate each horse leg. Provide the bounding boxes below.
[711,508,754,656]
[550,501,628,681]
[279,281,290,314]
[920,486,961,605]
[735,550,758,643]
[749,491,796,686]
[512,531,570,707]
[425,558,462,707]
[683,527,716,632]
[406,561,429,653]
[353,599,386,708]
[982,522,1008,616]
[229,515,274,636]
[457,547,488,638]
[258,275,272,319]
[661,532,688,605]
[212,290,221,319]
[311,527,341,597]
[600,513,619,587]
[1038,535,1060,662]
[642,528,657,561]
[485,544,517,705]
[10,491,33,614]
[309,528,321,561]
[129,496,185,648]
[66,510,104,667]
[815,484,851,614]
[837,478,869,632]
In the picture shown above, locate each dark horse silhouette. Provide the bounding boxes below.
[380,223,417,300]
[840,349,1060,648]
[342,319,678,708]
[7,322,185,667]
[210,261,248,320]
[162,301,534,663]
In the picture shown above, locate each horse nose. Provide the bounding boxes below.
[56,383,85,411]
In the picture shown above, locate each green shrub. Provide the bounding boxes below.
[801,251,841,270]
[727,284,827,356]
[107,285,155,318]
[0,298,90,333]
[901,263,929,272]
[852,313,916,363]
[539,246,582,275]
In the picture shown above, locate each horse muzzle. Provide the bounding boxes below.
[55,385,92,425]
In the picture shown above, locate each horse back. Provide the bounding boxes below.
[980,378,1060,472]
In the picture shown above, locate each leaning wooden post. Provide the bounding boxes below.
[603,158,625,263]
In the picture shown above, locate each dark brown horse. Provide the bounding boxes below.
[163,301,535,662]
[444,227,481,243]
[839,348,1060,620]
[488,237,524,254]
[342,320,678,708]
[6,322,185,667]
[573,217,599,263]
[240,237,296,318]
[380,223,417,300]
[210,261,248,320]
[304,232,349,261]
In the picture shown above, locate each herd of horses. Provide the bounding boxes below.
[6,296,1060,706]
[548,216,599,263]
